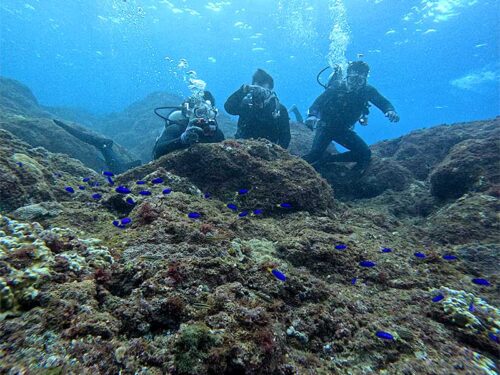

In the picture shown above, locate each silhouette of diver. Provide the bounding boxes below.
[53,119,141,174]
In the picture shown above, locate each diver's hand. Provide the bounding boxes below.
[305,115,319,130]
[180,125,203,145]
[385,111,400,123]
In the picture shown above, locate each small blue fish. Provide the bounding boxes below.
[136,180,146,185]
[121,217,132,225]
[432,294,445,302]
[488,332,499,343]
[92,193,102,200]
[227,203,238,211]
[238,211,249,217]
[359,261,376,268]
[375,331,394,341]
[82,177,90,182]
[188,212,201,219]
[115,186,131,194]
[442,254,458,261]
[335,244,347,250]
[126,197,136,205]
[252,209,263,215]
[16,162,23,167]
[472,278,491,286]
[139,190,152,196]
[238,189,249,195]
[65,186,75,194]
[107,176,114,186]
[102,171,114,177]
[204,192,211,199]
[381,248,392,253]
[112,220,126,229]
[152,177,164,184]
[351,277,357,285]
[78,186,86,190]
[414,252,426,259]
[271,269,286,281]
[278,202,292,209]
[162,188,172,195]
[468,302,475,312]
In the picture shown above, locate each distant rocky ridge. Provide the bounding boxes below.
[0,77,139,172]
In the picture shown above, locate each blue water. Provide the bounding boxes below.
[1,0,498,144]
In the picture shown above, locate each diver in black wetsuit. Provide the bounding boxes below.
[152,91,225,159]
[52,119,141,174]
[303,61,399,173]
[224,69,291,149]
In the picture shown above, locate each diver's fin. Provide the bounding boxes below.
[288,104,304,123]
[53,119,113,149]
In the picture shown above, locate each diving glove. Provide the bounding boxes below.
[305,115,319,130]
[180,125,204,145]
[385,111,400,123]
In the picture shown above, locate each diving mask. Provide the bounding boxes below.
[346,74,367,91]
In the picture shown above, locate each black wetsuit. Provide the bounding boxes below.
[152,115,225,159]
[224,85,291,149]
[304,83,395,169]
[53,119,141,173]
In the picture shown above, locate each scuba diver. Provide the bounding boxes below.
[303,61,399,173]
[152,90,225,159]
[224,69,291,149]
[52,119,141,174]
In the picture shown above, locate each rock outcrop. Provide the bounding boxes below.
[0,77,140,172]
[0,79,498,375]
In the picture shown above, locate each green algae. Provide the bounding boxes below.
[174,323,219,374]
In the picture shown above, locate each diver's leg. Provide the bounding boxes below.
[53,119,113,149]
[100,145,124,173]
[303,124,334,164]
[288,105,304,123]
[324,129,371,169]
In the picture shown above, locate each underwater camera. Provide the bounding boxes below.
[184,100,218,136]
[242,85,281,118]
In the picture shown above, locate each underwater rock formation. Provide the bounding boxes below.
[430,136,500,199]
[320,117,500,202]
[0,77,140,172]
[122,139,335,213]
[0,129,95,213]
[0,85,498,374]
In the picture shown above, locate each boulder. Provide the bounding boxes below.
[430,137,500,199]
[120,139,335,213]
[0,130,94,213]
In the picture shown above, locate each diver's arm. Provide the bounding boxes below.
[366,85,395,114]
[277,106,291,149]
[152,124,185,159]
[307,89,333,118]
[224,85,250,115]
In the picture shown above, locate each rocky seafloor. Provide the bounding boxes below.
[0,78,499,374]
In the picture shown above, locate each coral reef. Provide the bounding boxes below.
[0,88,498,374]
